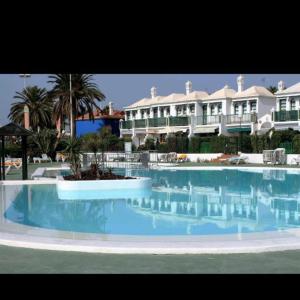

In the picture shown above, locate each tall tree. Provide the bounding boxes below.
[8,86,53,131]
[48,74,105,138]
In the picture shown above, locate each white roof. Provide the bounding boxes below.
[179,91,209,101]
[233,86,274,98]
[275,82,300,95]
[125,96,166,109]
[203,85,236,101]
[156,93,186,104]
[125,93,188,109]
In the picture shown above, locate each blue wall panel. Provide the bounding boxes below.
[76,119,120,137]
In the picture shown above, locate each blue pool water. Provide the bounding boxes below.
[4,168,300,236]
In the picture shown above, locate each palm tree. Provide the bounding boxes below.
[62,137,82,178]
[267,86,278,94]
[8,86,53,131]
[48,74,106,138]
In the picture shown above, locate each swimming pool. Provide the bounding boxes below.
[3,168,300,236]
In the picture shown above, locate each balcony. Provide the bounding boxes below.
[169,116,190,126]
[273,110,300,122]
[195,115,221,125]
[121,120,133,129]
[148,117,167,127]
[134,119,147,128]
[226,113,256,124]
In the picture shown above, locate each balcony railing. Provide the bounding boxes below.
[273,110,300,122]
[169,116,190,126]
[195,115,221,125]
[134,119,147,128]
[226,113,256,124]
[121,120,133,129]
[148,117,167,127]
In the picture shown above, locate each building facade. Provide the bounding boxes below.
[272,81,300,131]
[121,75,276,147]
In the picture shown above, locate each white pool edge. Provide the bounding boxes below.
[2,165,300,254]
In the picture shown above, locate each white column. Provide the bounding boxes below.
[136,109,141,119]
[286,96,290,111]
[239,103,243,115]
[158,107,162,118]
[187,105,191,115]
[276,99,280,111]
[170,105,176,117]
[247,100,250,113]
[150,107,154,118]
[207,103,211,116]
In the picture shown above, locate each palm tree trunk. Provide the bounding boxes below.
[72,99,77,138]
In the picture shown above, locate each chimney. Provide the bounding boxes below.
[151,86,157,99]
[185,81,192,95]
[108,101,114,115]
[237,74,244,93]
[24,105,30,129]
[278,80,285,92]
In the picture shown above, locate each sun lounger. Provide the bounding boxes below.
[227,155,249,165]
[291,155,300,165]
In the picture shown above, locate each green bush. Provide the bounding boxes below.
[189,136,201,153]
[292,135,300,154]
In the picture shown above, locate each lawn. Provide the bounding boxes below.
[0,245,299,273]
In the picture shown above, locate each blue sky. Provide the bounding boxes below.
[1,74,300,125]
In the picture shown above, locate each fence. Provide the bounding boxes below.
[81,151,158,169]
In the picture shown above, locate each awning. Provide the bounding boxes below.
[193,126,218,134]
[227,126,251,133]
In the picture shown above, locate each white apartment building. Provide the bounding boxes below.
[120,75,276,147]
[272,81,300,131]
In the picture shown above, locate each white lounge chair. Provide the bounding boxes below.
[34,154,52,163]
[291,155,300,165]
[228,155,249,165]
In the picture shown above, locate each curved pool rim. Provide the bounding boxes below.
[2,165,300,254]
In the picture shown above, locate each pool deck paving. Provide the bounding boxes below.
[2,162,300,273]
[0,244,300,273]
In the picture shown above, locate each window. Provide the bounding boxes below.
[234,104,239,115]
[153,107,158,118]
[126,111,131,120]
[291,98,296,110]
[279,99,286,111]
[146,109,150,118]
[250,101,257,112]
[242,102,247,114]
[189,104,195,114]
[217,103,222,114]
[182,105,187,115]
[141,110,145,119]
[132,110,137,119]
[166,107,170,116]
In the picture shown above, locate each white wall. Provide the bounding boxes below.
[258,97,276,118]
[241,153,300,165]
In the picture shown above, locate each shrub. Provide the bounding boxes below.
[189,136,201,153]
[292,135,300,154]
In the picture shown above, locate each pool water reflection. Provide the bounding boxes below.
[3,168,300,235]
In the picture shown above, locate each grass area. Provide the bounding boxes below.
[0,245,299,273]
[5,162,63,180]
[4,161,300,180]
